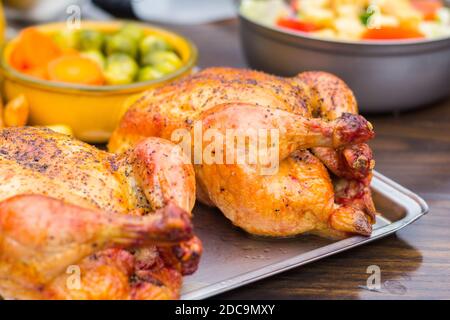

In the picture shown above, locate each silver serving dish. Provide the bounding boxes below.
[239,7,450,113]
[182,171,428,299]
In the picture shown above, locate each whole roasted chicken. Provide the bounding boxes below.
[0,127,201,300]
[110,67,376,238]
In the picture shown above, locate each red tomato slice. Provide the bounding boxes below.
[411,0,443,21]
[362,26,425,40]
[276,17,320,32]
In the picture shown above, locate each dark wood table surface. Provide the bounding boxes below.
[165,19,450,300]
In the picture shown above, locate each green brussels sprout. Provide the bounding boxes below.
[140,50,182,68]
[81,50,106,69]
[154,61,180,75]
[104,53,139,85]
[139,35,171,57]
[119,23,145,42]
[137,66,164,82]
[78,29,105,51]
[52,29,80,49]
[105,34,138,59]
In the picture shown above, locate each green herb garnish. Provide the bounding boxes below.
[360,7,375,26]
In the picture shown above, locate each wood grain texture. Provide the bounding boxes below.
[165,20,450,299]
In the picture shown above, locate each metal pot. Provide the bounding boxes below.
[239,14,450,113]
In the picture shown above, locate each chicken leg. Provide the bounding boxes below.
[192,103,373,236]
[294,71,376,218]
[0,194,192,299]
[0,127,200,299]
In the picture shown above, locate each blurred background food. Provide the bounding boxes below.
[241,0,450,41]
[0,20,197,142]
[7,23,184,85]
[239,0,450,112]
[2,94,29,127]
[3,0,236,24]
[0,0,449,137]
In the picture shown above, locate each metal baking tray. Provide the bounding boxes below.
[181,171,428,299]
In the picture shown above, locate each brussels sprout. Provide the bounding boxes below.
[52,29,80,49]
[140,50,182,68]
[154,61,180,75]
[119,23,145,42]
[78,29,105,51]
[139,35,170,56]
[137,66,164,82]
[104,53,139,85]
[81,50,106,69]
[105,34,138,59]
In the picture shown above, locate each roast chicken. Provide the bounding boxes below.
[0,127,201,300]
[109,67,376,238]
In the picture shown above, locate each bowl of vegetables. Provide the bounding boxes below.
[0,21,197,142]
[239,0,450,112]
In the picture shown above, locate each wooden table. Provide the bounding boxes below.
[166,20,450,300]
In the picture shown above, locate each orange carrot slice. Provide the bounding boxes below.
[362,26,424,40]
[23,66,49,80]
[47,55,105,85]
[10,27,62,71]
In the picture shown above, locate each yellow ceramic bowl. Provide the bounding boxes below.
[0,21,197,143]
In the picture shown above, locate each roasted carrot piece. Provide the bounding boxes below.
[0,98,4,129]
[9,42,27,70]
[23,66,49,80]
[4,94,29,127]
[362,26,424,40]
[47,55,105,85]
[9,28,62,71]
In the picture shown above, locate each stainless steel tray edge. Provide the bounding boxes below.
[181,171,428,300]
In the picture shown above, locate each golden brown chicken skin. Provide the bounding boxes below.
[293,72,376,219]
[0,126,201,300]
[109,67,376,238]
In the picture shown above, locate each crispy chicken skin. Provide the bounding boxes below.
[293,72,376,219]
[0,127,200,300]
[109,67,376,238]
